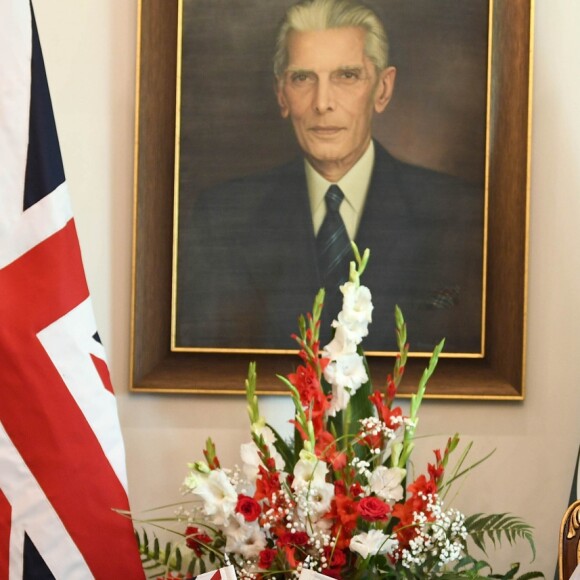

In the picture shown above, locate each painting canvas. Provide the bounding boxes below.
[172,0,489,356]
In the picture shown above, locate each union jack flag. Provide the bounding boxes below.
[191,566,238,580]
[0,1,143,577]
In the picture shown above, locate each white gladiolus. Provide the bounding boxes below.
[238,524,267,559]
[333,282,373,344]
[367,466,406,503]
[326,382,351,417]
[323,323,357,360]
[293,451,329,489]
[240,425,285,483]
[349,529,398,559]
[322,283,372,416]
[224,512,255,548]
[380,426,405,464]
[182,461,212,491]
[324,352,368,393]
[190,468,238,526]
[224,516,266,559]
[182,470,207,493]
[296,480,335,520]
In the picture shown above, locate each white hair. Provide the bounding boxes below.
[273,0,389,77]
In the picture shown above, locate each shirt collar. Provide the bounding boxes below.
[305,141,375,237]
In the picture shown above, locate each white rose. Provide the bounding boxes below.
[349,529,398,559]
[367,466,406,503]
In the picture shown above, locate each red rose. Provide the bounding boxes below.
[324,546,347,568]
[236,494,261,522]
[277,531,310,547]
[184,526,212,557]
[357,496,391,521]
[258,548,278,569]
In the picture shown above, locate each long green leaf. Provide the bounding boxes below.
[266,422,296,471]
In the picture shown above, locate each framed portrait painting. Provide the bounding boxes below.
[131,0,533,398]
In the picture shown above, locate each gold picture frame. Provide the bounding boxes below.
[130,0,533,399]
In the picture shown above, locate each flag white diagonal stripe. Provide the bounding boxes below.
[0,182,73,269]
[37,298,128,489]
[0,422,92,578]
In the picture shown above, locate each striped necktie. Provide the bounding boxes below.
[316,184,352,296]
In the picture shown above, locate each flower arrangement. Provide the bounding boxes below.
[136,246,543,580]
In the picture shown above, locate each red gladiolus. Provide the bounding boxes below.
[283,544,298,569]
[408,474,437,500]
[386,373,397,403]
[369,391,404,429]
[349,482,364,497]
[255,465,281,501]
[288,364,330,437]
[428,461,444,484]
[288,364,321,407]
[357,496,390,521]
[236,494,261,522]
[315,430,346,470]
[392,500,418,549]
[328,493,359,543]
[334,479,347,496]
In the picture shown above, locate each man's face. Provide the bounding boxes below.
[276,27,396,181]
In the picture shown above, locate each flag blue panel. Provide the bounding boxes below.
[23,534,56,580]
[23,8,65,211]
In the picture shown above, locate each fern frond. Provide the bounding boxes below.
[464,512,537,561]
[135,528,200,578]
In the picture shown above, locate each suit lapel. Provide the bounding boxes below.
[355,143,409,292]
[240,160,321,343]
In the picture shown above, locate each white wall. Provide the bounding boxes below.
[34,0,580,575]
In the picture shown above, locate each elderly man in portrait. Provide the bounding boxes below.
[175,0,484,353]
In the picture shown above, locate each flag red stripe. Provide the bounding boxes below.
[0,489,10,577]
[0,221,142,576]
[90,353,115,395]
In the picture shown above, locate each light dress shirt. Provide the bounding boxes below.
[305,140,375,240]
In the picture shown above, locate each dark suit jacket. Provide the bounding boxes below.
[176,142,484,353]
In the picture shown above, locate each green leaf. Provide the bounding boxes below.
[266,422,296,471]
[515,573,545,580]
